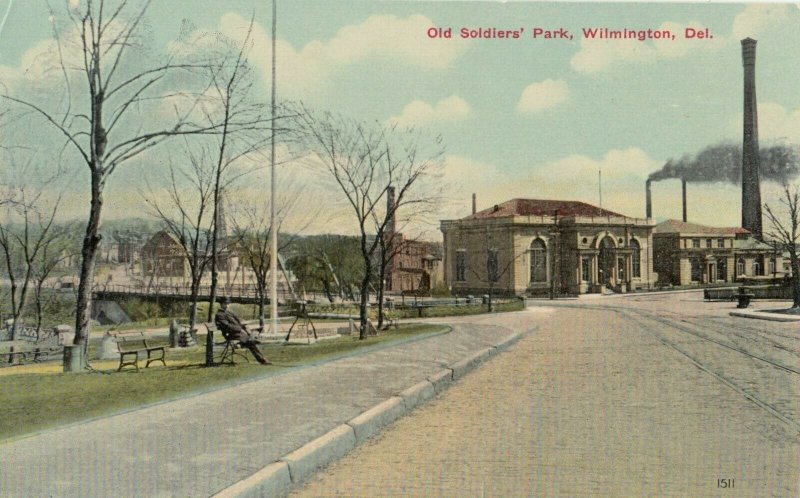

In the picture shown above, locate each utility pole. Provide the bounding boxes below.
[550,210,558,300]
[269,0,279,335]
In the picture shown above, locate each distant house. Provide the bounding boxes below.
[653,220,783,286]
[440,198,656,296]
[140,230,188,278]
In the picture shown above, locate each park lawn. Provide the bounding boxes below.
[0,323,447,442]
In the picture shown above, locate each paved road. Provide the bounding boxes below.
[293,293,800,497]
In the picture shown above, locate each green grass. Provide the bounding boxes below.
[0,323,447,442]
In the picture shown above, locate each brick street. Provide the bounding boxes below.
[293,293,800,497]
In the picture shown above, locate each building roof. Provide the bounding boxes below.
[653,219,749,236]
[466,198,624,220]
[734,237,776,251]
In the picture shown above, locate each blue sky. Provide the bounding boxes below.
[1,1,800,233]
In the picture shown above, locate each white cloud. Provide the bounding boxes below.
[727,102,800,143]
[174,13,469,98]
[571,21,722,74]
[389,95,471,127]
[732,4,789,39]
[516,79,569,114]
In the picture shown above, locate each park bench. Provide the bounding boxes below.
[204,324,251,365]
[111,331,167,371]
[1,345,62,365]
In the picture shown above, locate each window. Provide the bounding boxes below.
[487,249,499,283]
[455,250,466,282]
[769,258,776,275]
[630,239,641,278]
[706,239,712,248]
[530,239,547,283]
[581,257,590,282]
[690,258,702,282]
[754,255,764,276]
[692,239,700,248]
[718,239,725,248]
[717,259,727,282]
[737,258,745,276]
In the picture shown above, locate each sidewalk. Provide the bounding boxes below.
[0,319,527,498]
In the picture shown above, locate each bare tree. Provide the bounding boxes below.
[293,107,444,339]
[1,0,237,371]
[229,174,318,332]
[144,145,216,345]
[0,175,64,358]
[764,184,800,309]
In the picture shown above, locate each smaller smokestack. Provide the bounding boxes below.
[645,179,652,219]
[682,178,688,223]
[472,193,476,215]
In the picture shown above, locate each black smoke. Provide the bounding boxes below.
[649,143,800,184]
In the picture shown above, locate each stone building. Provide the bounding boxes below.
[652,220,783,286]
[440,198,655,296]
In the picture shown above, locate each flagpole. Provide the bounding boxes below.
[270,0,279,335]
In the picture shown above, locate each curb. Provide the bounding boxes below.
[729,310,800,322]
[212,330,524,497]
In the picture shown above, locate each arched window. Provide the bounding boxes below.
[754,255,764,276]
[737,257,745,276]
[630,239,641,278]
[529,239,547,283]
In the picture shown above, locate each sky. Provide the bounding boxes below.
[1,1,800,237]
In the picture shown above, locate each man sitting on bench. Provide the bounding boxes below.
[214,297,271,365]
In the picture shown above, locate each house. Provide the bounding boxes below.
[440,198,656,296]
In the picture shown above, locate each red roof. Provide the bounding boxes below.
[653,219,749,235]
[466,198,625,220]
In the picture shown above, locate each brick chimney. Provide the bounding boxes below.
[645,179,652,219]
[741,38,763,239]
[681,178,687,223]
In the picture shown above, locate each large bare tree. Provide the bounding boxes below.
[294,107,444,339]
[1,0,232,370]
[764,184,800,309]
[143,145,216,345]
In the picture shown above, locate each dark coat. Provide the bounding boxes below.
[215,308,251,342]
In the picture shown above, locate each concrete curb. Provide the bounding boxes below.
[348,396,407,444]
[211,462,291,498]
[213,330,525,497]
[280,424,356,485]
[398,380,436,411]
[729,310,800,322]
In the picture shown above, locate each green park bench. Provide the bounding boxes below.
[111,331,167,371]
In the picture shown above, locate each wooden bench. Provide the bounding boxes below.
[111,331,167,371]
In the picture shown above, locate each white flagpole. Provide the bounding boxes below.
[270,0,279,335]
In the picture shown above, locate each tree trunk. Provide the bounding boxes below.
[67,173,103,372]
[376,259,386,330]
[359,274,370,340]
[792,255,800,308]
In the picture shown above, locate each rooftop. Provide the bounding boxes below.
[653,219,750,236]
[465,198,625,220]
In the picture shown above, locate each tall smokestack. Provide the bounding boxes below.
[741,38,763,239]
[645,179,652,219]
[681,178,687,223]
[472,193,476,215]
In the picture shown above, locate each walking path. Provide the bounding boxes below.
[0,313,534,498]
